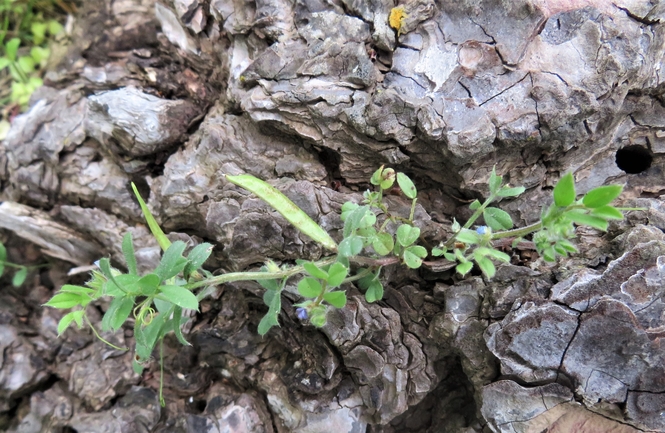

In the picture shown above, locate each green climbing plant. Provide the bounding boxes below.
[44,166,633,406]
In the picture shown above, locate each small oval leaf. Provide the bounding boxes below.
[339,235,363,257]
[303,261,328,280]
[483,207,513,231]
[456,261,473,276]
[553,173,576,207]
[565,212,608,231]
[45,292,85,309]
[582,185,623,208]
[590,205,623,220]
[397,172,417,199]
[12,267,27,287]
[157,285,199,310]
[372,232,394,256]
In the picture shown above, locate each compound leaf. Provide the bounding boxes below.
[456,261,473,276]
[258,288,281,336]
[323,291,347,308]
[365,280,383,302]
[155,241,188,281]
[134,312,168,362]
[476,256,496,279]
[396,224,420,247]
[184,243,213,277]
[57,310,85,336]
[297,277,322,298]
[102,295,135,332]
[403,245,427,269]
[327,262,348,287]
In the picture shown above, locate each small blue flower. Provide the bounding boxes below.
[476,226,489,235]
[296,307,308,320]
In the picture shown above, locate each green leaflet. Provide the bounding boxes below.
[225,174,338,251]
[131,182,171,252]
[553,173,575,207]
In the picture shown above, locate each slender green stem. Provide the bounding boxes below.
[351,256,400,267]
[184,257,338,290]
[378,218,392,233]
[490,221,543,240]
[85,316,129,351]
[0,261,25,269]
[159,339,165,406]
[313,281,328,306]
[341,267,374,284]
[408,198,417,222]
[462,195,495,230]
[443,194,496,249]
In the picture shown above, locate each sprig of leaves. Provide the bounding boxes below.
[44,166,632,406]
[44,229,213,405]
[433,168,629,277]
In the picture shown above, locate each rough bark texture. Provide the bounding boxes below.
[1,0,664,432]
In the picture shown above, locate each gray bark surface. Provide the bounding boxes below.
[0,0,664,432]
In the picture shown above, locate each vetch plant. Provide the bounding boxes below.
[44,167,633,405]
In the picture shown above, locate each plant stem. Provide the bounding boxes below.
[85,316,129,351]
[443,194,496,249]
[490,221,542,240]
[408,198,417,222]
[159,339,165,406]
[0,261,25,269]
[184,257,338,290]
[313,281,328,306]
[185,255,400,292]
[341,267,374,283]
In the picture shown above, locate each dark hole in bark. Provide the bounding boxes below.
[61,427,79,433]
[185,397,208,414]
[129,176,151,202]
[317,146,343,184]
[615,145,653,173]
